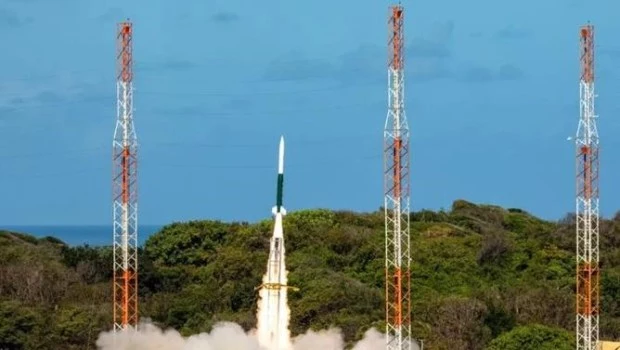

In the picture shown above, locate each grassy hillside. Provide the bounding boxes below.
[0,199,619,349]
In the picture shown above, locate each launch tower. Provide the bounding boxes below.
[384,4,412,350]
[113,20,139,331]
[576,23,599,350]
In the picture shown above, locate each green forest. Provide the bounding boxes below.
[1,199,619,349]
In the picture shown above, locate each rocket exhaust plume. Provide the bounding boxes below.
[255,136,295,350]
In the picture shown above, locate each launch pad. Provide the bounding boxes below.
[255,283,299,292]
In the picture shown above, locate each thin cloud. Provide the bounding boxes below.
[152,105,207,118]
[405,21,455,81]
[0,8,32,28]
[458,65,495,83]
[262,51,335,82]
[97,7,124,22]
[409,38,451,58]
[262,21,457,84]
[159,60,196,71]
[33,91,65,104]
[498,64,524,80]
[212,12,239,23]
[260,21,522,85]
[495,25,529,39]
[334,44,383,84]
[407,20,454,58]
[136,59,197,73]
[599,47,620,60]
[408,60,453,81]
[456,63,525,83]
[222,98,253,112]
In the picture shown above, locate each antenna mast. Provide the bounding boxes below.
[576,23,599,350]
[113,20,139,331]
[384,4,412,350]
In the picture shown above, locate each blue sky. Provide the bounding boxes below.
[0,0,618,225]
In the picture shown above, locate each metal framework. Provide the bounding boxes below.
[384,4,412,350]
[113,20,139,332]
[576,23,599,350]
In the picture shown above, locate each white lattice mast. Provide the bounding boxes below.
[113,20,139,332]
[384,4,411,350]
[576,23,599,350]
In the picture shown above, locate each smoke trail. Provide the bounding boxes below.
[255,272,292,349]
[95,321,397,350]
[255,211,293,349]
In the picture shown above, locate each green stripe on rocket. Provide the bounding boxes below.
[276,173,284,212]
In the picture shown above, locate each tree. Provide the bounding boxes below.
[485,324,574,350]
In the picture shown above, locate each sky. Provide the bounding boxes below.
[0,0,619,225]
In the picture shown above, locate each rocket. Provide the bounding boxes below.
[261,136,293,292]
[256,136,296,350]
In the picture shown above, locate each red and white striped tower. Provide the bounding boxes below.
[113,20,139,331]
[384,4,412,349]
[576,23,599,350]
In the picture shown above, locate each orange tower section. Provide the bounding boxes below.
[384,4,412,349]
[113,20,139,332]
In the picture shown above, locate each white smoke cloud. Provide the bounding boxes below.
[95,321,406,350]
[351,328,386,350]
[96,322,263,350]
[292,328,344,349]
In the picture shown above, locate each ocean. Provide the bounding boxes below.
[0,225,163,246]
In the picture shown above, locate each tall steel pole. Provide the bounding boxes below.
[576,23,599,350]
[384,4,412,350]
[113,20,139,331]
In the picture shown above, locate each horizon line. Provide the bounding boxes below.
[0,223,165,227]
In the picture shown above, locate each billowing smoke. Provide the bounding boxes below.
[95,321,407,350]
[96,322,261,350]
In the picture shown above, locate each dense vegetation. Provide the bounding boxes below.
[0,199,619,349]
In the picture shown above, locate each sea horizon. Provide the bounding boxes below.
[0,224,164,246]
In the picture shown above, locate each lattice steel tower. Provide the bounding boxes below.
[113,20,139,331]
[576,23,599,350]
[384,4,411,349]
